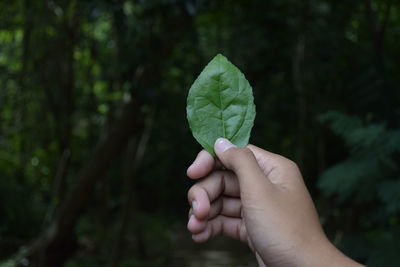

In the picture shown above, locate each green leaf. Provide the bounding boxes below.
[187,54,256,155]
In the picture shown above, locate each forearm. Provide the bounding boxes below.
[311,239,365,267]
[294,237,365,267]
[257,236,365,267]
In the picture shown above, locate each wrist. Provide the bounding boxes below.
[301,236,365,267]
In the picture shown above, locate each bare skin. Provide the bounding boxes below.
[187,138,365,267]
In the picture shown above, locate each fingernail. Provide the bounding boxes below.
[192,200,197,211]
[215,138,235,153]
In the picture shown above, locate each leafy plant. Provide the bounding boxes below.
[318,111,400,207]
[318,111,400,266]
[186,54,256,155]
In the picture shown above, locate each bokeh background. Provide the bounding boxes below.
[1,0,399,266]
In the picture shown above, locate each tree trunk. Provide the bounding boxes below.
[110,111,154,267]
[16,98,141,267]
[15,0,34,185]
[293,34,307,170]
[15,3,193,266]
[293,0,310,170]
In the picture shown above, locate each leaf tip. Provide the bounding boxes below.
[214,53,227,61]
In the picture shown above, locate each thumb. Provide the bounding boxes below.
[214,138,273,197]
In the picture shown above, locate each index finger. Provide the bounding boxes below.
[187,150,215,179]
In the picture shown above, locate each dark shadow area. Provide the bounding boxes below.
[0,0,399,266]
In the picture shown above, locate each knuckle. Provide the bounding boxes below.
[273,153,299,169]
[228,146,253,160]
[287,158,300,171]
[280,156,300,172]
[236,146,253,155]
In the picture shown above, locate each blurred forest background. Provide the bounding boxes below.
[0,0,399,266]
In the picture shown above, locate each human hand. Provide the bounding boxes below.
[187,138,364,267]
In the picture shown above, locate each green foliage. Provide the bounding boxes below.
[318,111,400,266]
[187,54,256,155]
[0,260,15,267]
[1,0,400,265]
